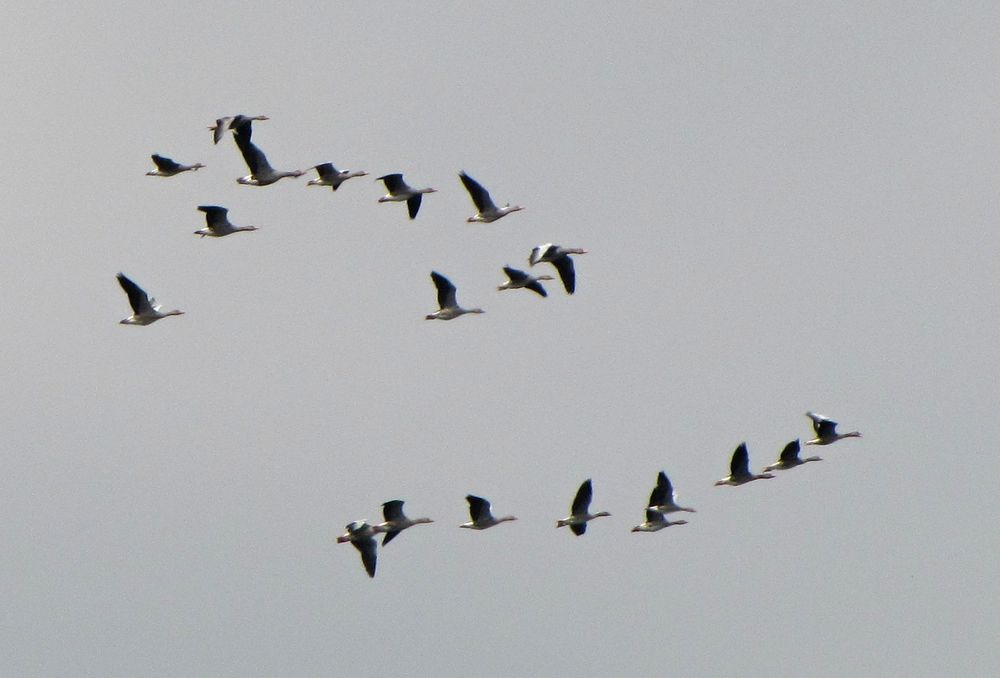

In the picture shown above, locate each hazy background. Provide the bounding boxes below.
[1,2,997,676]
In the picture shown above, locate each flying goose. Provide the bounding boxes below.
[805,412,862,446]
[458,171,524,223]
[116,273,184,325]
[376,174,436,219]
[336,520,384,578]
[426,272,484,320]
[460,495,517,529]
[714,442,775,486]
[377,500,433,546]
[556,479,611,536]
[647,471,696,514]
[146,154,204,177]
[631,508,689,533]
[307,163,368,191]
[233,123,304,186]
[497,266,553,297]
[209,114,269,144]
[763,439,821,472]
[194,206,258,237]
[528,244,587,294]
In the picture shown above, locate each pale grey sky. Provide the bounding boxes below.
[1,2,997,676]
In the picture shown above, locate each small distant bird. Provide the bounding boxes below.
[377,500,433,546]
[146,154,204,177]
[458,171,524,223]
[647,471,696,514]
[529,244,588,294]
[209,114,269,144]
[460,495,517,530]
[376,174,436,219]
[194,206,259,237]
[805,412,862,446]
[556,479,611,536]
[233,123,304,186]
[631,508,689,533]
[426,271,484,320]
[763,439,822,472]
[116,273,184,326]
[714,442,775,486]
[336,520,384,578]
[497,266,553,297]
[307,163,368,191]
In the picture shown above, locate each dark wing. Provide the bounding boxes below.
[816,418,837,438]
[779,439,801,464]
[233,123,270,175]
[151,154,181,172]
[314,162,336,179]
[571,479,593,515]
[730,442,751,477]
[503,266,530,284]
[648,471,672,506]
[431,271,457,309]
[525,281,548,297]
[116,273,152,315]
[352,538,377,578]
[459,171,493,212]
[377,173,406,193]
[197,205,228,228]
[466,495,489,523]
[644,508,664,524]
[551,255,576,294]
[407,194,423,219]
[570,523,587,536]
[382,500,405,523]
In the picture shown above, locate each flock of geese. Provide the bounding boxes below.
[133,113,862,579]
[338,411,861,578]
[127,113,586,326]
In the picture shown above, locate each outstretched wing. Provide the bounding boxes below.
[116,273,153,315]
[151,154,181,172]
[459,171,495,212]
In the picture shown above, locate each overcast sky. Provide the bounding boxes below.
[1,2,998,676]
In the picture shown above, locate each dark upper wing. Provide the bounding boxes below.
[459,171,492,212]
[570,523,587,536]
[197,205,228,228]
[314,163,336,179]
[816,419,837,438]
[233,124,269,174]
[151,154,180,172]
[407,194,422,219]
[525,281,548,297]
[382,500,405,522]
[377,173,405,193]
[466,495,488,522]
[648,471,672,506]
[571,479,593,515]
[503,266,529,284]
[730,442,750,477]
[551,255,576,294]
[431,271,457,309]
[779,439,801,464]
[116,273,152,314]
[352,538,377,578]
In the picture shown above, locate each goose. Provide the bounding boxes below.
[209,114,269,144]
[307,163,368,191]
[376,174,436,219]
[146,154,204,177]
[631,508,689,533]
[336,520,384,578]
[458,171,524,223]
[715,442,775,486]
[460,495,517,529]
[647,471,696,514]
[194,206,258,237]
[497,266,553,297]
[116,273,184,325]
[233,123,304,186]
[556,479,611,536]
[528,244,587,294]
[805,412,862,445]
[426,271,484,320]
[377,500,433,546]
[763,439,821,472]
